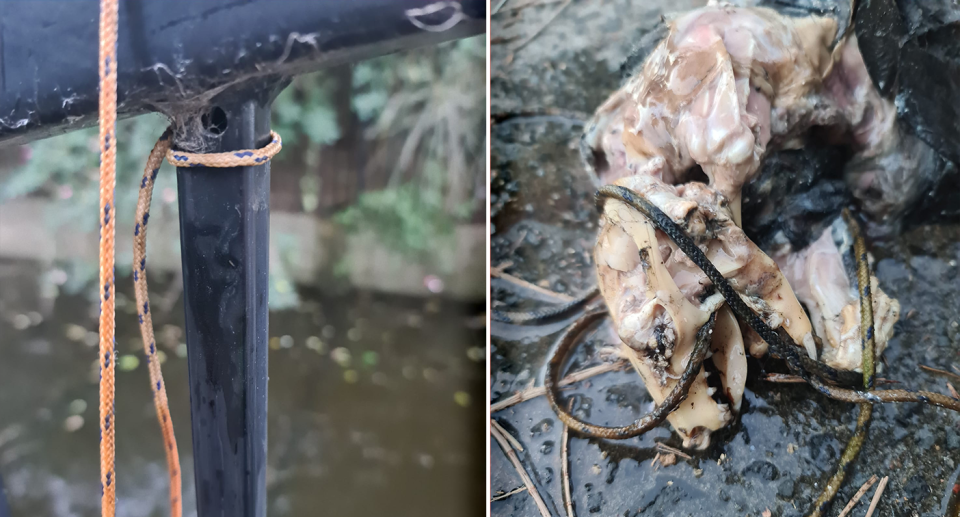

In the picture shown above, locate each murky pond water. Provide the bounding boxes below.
[0,260,484,517]
[491,1,960,516]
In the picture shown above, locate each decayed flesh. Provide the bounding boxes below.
[583,5,840,224]
[595,174,810,448]
[584,5,910,446]
[824,35,942,224]
[584,7,936,224]
[774,218,900,372]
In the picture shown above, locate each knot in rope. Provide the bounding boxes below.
[97,1,281,514]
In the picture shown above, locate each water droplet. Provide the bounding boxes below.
[322,325,336,339]
[119,355,140,371]
[466,347,485,362]
[68,399,87,415]
[306,336,326,353]
[406,314,423,328]
[66,324,87,342]
[417,454,434,469]
[541,441,554,454]
[530,418,554,436]
[331,347,352,367]
[424,275,444,293]
[279,335,294,348]
[64,415,84,432]
[50,269,68,285]
[12,314,30,330]
[516,369,531,383]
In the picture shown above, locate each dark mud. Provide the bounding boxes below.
[490,2,960,515]
[0,260,485,517]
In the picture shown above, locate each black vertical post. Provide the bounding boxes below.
[175,84,281,517]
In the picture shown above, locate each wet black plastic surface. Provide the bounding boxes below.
[176,96,273,517]
[0,0,485,146]
[854,0,960,222]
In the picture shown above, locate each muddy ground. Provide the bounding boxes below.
[490,1,960,516]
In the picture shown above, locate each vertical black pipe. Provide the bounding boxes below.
[175,87,278,516]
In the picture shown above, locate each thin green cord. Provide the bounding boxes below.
[807,210,875,517]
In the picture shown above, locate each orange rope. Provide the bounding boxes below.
[97,1,281,515]
[131,130,182,517]
[166,131,282,168]
[129,127,281,515]
[98,0,118,514]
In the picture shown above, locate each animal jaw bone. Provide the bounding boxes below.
[595,174,813,448]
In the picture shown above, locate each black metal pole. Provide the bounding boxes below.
[0,0,486,148]
[175,83,281,517]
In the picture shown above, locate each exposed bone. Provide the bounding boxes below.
[596,174,807,447]
[775,218,900,371]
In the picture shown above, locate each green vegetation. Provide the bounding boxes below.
[0,36,484,308]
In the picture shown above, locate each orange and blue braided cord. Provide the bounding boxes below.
[97,0,119,514]
[98,3,282,515]
[129,126,282,515]
[131,129,182,517]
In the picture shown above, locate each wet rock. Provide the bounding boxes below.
[542,467,554,485]
[807,434,839,468]
[914,428,935,450]
[777,478,795,499]
[571,395,593,420]
[903,474,930,502]
[947,427,960,450]
[540,441,554,455]
[893,414,915,442]
[639,482,688,514]
[530,418,554,437]
[587,491,604,513]
[605,382,650,412]
[744,461,779,481]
